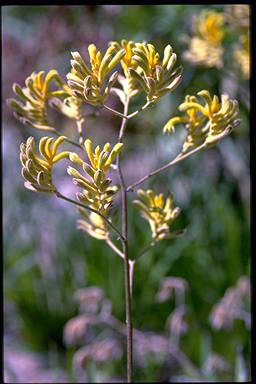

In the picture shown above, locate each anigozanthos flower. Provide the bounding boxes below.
[108,39,145,101]
[76,207,110,240]
[128,42,182,101]
[133,189,181,242]
[234,34,250,79]
[183,10,225,68]
[163,90,240,151]
[20,135,70,192]
[49,83,83,121]
[68,139,123,214]
[66,45,126,106]
[7,70,64,131]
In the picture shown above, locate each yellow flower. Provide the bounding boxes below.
[66,45,125,106]
[128,42,183,101]
[20,135,70,192]
[163,90,240,151]
[7,70,64,131]
[183,10,224,68]
[49,83,83,121]
[234,34,250,79]
[76,208,110,240]
[133,189,181,242]
[108,39,143,101]
[68,139,123,214]
[196,10,224,45]
[183,37,223,68]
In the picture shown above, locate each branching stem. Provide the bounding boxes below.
[106,238,125,259]
[127,143,207,191]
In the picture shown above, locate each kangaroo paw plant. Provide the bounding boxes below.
[8,39,240,382]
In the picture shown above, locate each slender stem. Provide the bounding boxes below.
[76,117,85,147]
[127,143,207,192]
[116,96,133,382]
[127,99,154,120]
[54,190,125,242]
[129,259,135,299]
[103,99,154,121]
[106,238,125,259]
[102,104,129,119]
[106,238,135,300]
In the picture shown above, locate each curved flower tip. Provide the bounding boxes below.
[20,135,70,193]
[67,45,125,106]
[127,42,182,101]
[77,208,109,240]
[163,90,239,152]
[133,189,183,242]
[68,139,121,216]
[7,70,64,131]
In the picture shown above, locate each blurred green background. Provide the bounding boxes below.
[3,5,250,382]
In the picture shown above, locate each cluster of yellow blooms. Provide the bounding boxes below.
[163,90,240,152]
[8,37,240,244]
[133,189,181,242]
[183,5,250,79]
[183,10,225,68]
[68,139,123,239]
[20,135,70,192]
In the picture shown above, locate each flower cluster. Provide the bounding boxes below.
[68,139,123,240]
[108,39,143,102]
[66,45,126,106]
[49,83,83,121]
[127,42,183,101]
[183,10,225,68]
[20,136,70,192]
[133,189,182,242]
[163,90,240,152]
[7,70,65,131]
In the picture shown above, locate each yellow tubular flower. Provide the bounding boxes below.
[108,39,143,101]
[133,189,182,242]
[20,135,70,192]
[183,10,225,68]
[76,208,110,240]
[66,45,126,106]
[163,90,240,152]
[127,42,182,101]
[49,83,83,121]
[183,37,223,69]
[68,139,123,215]
[7,70,64,131]
[196,11,224,45]
[234,34,250,79]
